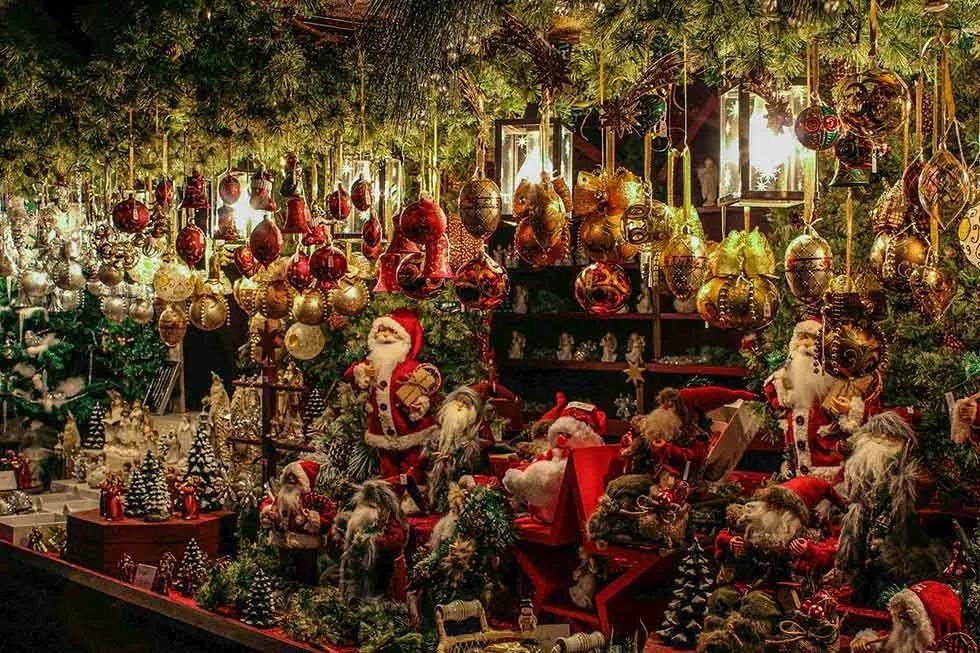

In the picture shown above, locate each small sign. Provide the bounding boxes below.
[0,471,18,491]
[133,564,158,591]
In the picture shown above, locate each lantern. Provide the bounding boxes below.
[494,118,574,217]
[213,170,265,241]
[719,84,812,207]
[377,157,404,239]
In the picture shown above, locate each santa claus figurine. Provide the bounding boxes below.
[851,581,964,653]
[503,396,606,524]
[260,459,337,550]
[714,476,844,586]
[345,309,441,487]
[331,480,407,600]
[765,317,874,479]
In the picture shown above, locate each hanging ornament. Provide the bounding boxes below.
[872,181,907,234]
[829,132,875,187]
[574,262,631,315]
[698,229,778,329]
[215,203,240,240]
[258,276,296,321]
[249,216,283,267]
[176,223,206,267]
[958,204,980,268]
[285,322,325,360]
[52,260,86,291]
[249,171,276,212]
[351,175,373,212]
[661,226,707,300]
[328,276,370,316]
[902,158,931,230]
[188,288,229,331]
[574,168,644,263]
[869,232,928,291]
[233,277,262,316]
[179,170,210,210]
[233,245,258,278]
[822,283,886,379]
[361,211,383,260]
[918,146,970,229]
[310,243,348,289]
[785,231,834,306]
[718,276,778,330]
[153,255,196,302]
[282,197,311,235]
[158,304,188,347]
[454,251,509,310]
[286,251,314,291]
[291,288,328,325]
[794,104,842,151]
[249,315,286,367]
[280,152,304,198]
[396,251,444,299]
[421,233,454,280]
[327,183,352,221]
[155,175,175,214]
[218,173,241,205]
[910,263,957,321]
[401,194,448,245]
[374,211,419,293]
[446,216,482,270]
[99,264,126,288]
[100,294,129,323]
[128,297,155,325]
[458,172,502,239]
[833,68,910,140]
[302,222,329,247]
[19,269,51,298]
[112,196,151,234]
[52,288,83,312]
[513,174,570,266]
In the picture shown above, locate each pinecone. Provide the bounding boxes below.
[944,333,965,352]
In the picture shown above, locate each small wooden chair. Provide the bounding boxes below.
[435,600,525,653]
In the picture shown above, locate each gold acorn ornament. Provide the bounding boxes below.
[328,275,369,317]
[661,148,707,300]
[909,262,957,322]
[291,288,329,325]
[285,322,326,360]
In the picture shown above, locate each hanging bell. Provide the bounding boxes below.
[250,171,276,212]
[422,233,454,280]
[280,152,304,198]
[361,211,383,260]
[282,197,311,235]
[179,170,210,210]
[373,253,401,293]
[155,175,175,213]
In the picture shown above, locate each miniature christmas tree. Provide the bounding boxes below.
[184,414,223,512]
[656,539,715,650]
[144,454,172,522]
[84,402,106,449]
[240,567,276,629]
[124,454,152,518]
[73,455,88,483]
[302,389,325,441]
[177,538,209,597]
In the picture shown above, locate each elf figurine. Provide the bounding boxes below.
[345,309,442,488]
[179,476,201,520]
[100,473,125,521]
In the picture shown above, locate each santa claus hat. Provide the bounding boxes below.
[888,581,962,646]
[678,387,756,415]
[547,399,606,447]
[763,476,845,523]
[369,308,424,358]
[282,459,320,492]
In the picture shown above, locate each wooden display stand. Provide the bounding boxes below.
[64,509,237,574]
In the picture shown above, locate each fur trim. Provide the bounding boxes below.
[547,415,602,447]
[888,456,921,534]
[370,316,411,345]
[835,502,864,570]
[503,458,566,521]
[762,485,809,523]
[365,425,436,450]
[839,395,865,433]
[858,410,917,443]
[281,461,312,492]
[888,589,935,648]
[766,368,794,408]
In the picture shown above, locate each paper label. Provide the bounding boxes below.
[0,472,18,491]
[133,564,158,590]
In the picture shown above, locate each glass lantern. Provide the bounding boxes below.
[335,158,376,234]
[494,118,574,217]
[719,84,812,207]
[377,157,403,237]
[214,170,264,239]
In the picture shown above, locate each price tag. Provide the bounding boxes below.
[133,564,158,591]
[0,471,18,491]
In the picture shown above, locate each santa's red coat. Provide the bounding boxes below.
[764,380,843,470]
[345,358,437,451]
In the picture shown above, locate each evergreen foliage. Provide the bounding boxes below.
[240,568,276,629]
[84,402,106,449]
[184,415,223,512]
[144,453,172,522]
[123,451,152,518]
[656,539,715,649]
[177,537,209,598]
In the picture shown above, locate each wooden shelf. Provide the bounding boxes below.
[645,363,747,377]
[228,438,315,453]
[500,360,747,377]
[495,312,655,321]
[658,312,704,321]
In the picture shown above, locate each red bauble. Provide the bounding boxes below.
[219,174,241,205]
[454,251,509,309]
[351,175,373,212]
[175,223,207,266]
[327,183,353,220]
[396,251,444,299]
[249,216,284,267]
[400,196,447,245]
[362,212,383,260]
[310,244,348,288]
[112,196,150,234]
[154,176,175,212]
[287,252,314,290]
[303,222,329,247]
[574,262,631,315]
[234,245,258,278]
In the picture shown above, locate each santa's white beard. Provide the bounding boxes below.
[368,338,411,382]
[634,407,682,444]
[741,501,802,549]
[884,619,933,653]
[503,458,566,523]
[437,402,477,452]
[786,347,835,409]
[344,504,379,566]
[843,435,904,499]
[277,483,304,522]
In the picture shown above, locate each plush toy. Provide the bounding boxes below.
[503,395,605,523]
[851,581,964,653]
[260,460,336,550]
[423,386,493,512]
[569,546,601,608]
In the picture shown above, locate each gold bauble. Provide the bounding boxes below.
[258,277,296,320]
[284,322,326,360]
[157,304,188,347]
[833,66,910,139]
[742,229,775,277]
[876,232,928,292]
[100,295,129,323]
[153,256,196,302]
[910,264,957,322]
[918,147,970,229]
[852,270,887,321]
[249,315,286,367]
[872,181,906,234]
[579,212,638,263]
[291,288,328,325]
[714,231,745,277]
[127,298,155,325]
[719,276,778,331]
[53,260,86,291]
[783,232,833,304]
[188,291,229,331]
[661,229,707,300]
[348,252,375,281]
[604,169,645,214]
[696,276,729,328]
[233,277,261,316]
[329,276,369,316]
[20,269,51,297]
[458,174,502,239]
[824,321,884,379]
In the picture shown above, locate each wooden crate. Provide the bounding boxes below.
[64,509,237,574]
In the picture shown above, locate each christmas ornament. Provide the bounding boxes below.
[284,322,325,360]
[574,262,631,315]
[351,174,373,212]
[958,204,980,268]
[155,175,175,213]
[328,276,369,316]
[214,206,235,240]
[902,156,931,230]
[53,260,86,291]
[249,315,285,367]
[661,227,707,300]
[361,211,383,260]
[233,276,261,316]
[458,172,502,239]
[280,152,303,198]
[574,168,644,263]
[374,211,419,293]
[833,66,910,139]
[401,194,448,245]
[327,182,352,220]
[454,251,509,309]
[281,197,310,235]
[179,171,210,210]
[830,131,875,187]
[176,223,207,267]
[918,145,970,229]
[52,288,83,311]
[112,196,151,234]
[696,276,727,328]
[869,231,928,291]
[286,251,313,291]
[823,285,886,379]
[513,174,569,266]
[20,269,51,297]
[258,276,296,320]
[97,263,124,289]
[910,263,957,321]
[784,231,834,304]
[218,173,241,205]
[302,222,329,247]
[101,294,129,323]
[872,181,907,234]
[249,216,283,267]
[397,251,444,299]
[153,255,196,303]
[188,289,229,331]
[233,245,258,278]
[310,243,348,289]
[128,297,155,325]
[249,171,276,212]
[447,216,483,270]
[794,103,841,151]
[422,233,454,280]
